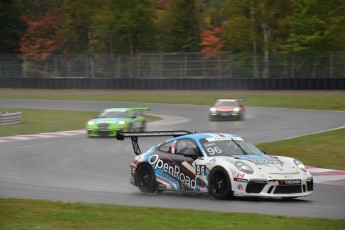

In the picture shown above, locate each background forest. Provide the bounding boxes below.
[1,0,345,79]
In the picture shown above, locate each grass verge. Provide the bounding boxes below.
[257,128,345,170]
[1,89,345,110]
[0,108,159,137]
[0,198,344,229]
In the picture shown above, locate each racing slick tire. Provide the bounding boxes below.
[282,197,298,200]
[238,113,245,121]
[128,123,135,132]
[209,115,217,121]
[208,167,233,199]
[136,163,160,194]
[140,121,146,132]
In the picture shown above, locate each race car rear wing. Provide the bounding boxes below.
[116,130,192,155]
[127,107,150,111]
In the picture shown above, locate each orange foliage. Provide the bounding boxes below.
[199,26,224,58]
[20,7,65,60]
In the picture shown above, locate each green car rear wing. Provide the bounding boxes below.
[116,130,192,155]
[127,107,150,114]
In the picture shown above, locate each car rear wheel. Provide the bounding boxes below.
[128,123,135,132]
[136,163,159,194]
[208,167,233,199]
[140,121,146,132]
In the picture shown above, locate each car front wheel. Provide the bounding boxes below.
[208,167,233,199]
[136,163,159,194]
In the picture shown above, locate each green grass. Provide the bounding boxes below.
[0,108,159,137]
[1,89,345,110]
[258,128,345,170]
[0,198,344,229]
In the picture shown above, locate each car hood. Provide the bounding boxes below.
[92,118,125,124]
[214,106,238,110]
[231,155,299,174]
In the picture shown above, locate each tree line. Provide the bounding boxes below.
[1,0,345,60]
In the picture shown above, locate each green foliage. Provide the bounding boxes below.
[159,0,203,52]
[2,0,344,55]
[221,0,293,52]
[283,0,345,54]
[60,0,101,53]
[91,0,157,54]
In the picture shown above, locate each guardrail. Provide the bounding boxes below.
[0,111,22,125]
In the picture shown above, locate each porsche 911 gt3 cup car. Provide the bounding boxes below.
[87,108,149,137]
[209,98,245,121]
[116,131,313,200]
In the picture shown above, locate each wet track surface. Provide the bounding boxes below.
[1,99,345,219]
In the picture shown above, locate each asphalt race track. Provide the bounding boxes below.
[1,99,345,220]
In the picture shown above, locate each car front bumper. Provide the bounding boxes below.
[87,128,125,137]
[233,176,313,198]
[210,110,241,118]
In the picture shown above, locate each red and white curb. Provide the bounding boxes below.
[306,166,345,186]
[0,130,86,143]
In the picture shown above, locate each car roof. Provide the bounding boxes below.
[166,133,244,142]
[216,99,238,102]
[104,108,129,112]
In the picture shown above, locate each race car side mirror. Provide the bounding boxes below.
[259,148,267,154]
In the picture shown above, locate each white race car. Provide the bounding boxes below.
[116,131,313,200]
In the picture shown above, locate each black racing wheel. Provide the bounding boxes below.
[136,163,159,194]
[208,167,233,199]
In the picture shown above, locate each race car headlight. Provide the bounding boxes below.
[87,120,95,126]
[209,107,217,112]
[118,120,126,125]
[293,159,307,172]
[235,161,254,174]
[233,107,240,112]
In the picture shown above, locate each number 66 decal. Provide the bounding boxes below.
[195,164,206,176]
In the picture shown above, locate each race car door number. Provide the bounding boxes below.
[195,164,206,176]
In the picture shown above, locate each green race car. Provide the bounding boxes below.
[87,108,149,137]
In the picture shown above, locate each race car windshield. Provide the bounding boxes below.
[215,101,237,106]
[99,111,129,118]
[200,138,263,157]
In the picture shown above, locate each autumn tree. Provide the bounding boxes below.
[91,0,157,54]
[19,6,65,60]
[159,0,204,52]
[199,26,224,58]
